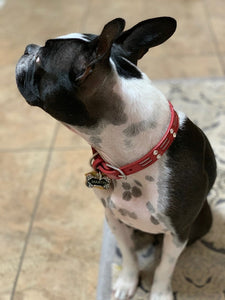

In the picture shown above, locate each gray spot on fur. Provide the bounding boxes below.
[110,181,115,192]
[118,208,138,219]
[145,175,154,182]
[101,198,106,207]
[107,197,116,209]
[122,182,131,190]
[89,136,102,147]
[123,119,157,137]
[132,186,142,197]
[123,191,132,201]
[129,212,138,219]
[146,201,155,213]
[150,215,160,225]
[134,180,142,187]
[124,139,133,148]
[119,208,126,216]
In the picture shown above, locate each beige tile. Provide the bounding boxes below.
[142,0,206,19]
[0,293,12,300]
[84,0,144,32]
[221,56,225,72]
[54,124,89,149]
[15,150,104,299]
[148,17,216,57]
[205,0,225,17]
[139,54,224,80]
[1,0,224,299]
[0,0,88,66]
[0,65,56,150]
[85,0,215,56]
[209,17,225,53]
[0,151,48,294]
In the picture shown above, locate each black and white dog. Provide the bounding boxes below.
[16,17,216,300]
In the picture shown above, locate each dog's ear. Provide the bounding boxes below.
[115,17,176,64]
[73,19,125,85]
[96,18,125,59]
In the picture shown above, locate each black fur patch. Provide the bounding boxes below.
[112,56,142,79]
[111,43,142,79]
[165,118,216,242]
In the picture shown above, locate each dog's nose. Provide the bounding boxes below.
[24,44,39,55]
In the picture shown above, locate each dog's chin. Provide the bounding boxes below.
[26,97,43,107]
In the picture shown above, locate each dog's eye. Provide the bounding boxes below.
[75,69,86,81]
[75,66,93,82]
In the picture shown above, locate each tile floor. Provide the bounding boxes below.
[0,0,224,299]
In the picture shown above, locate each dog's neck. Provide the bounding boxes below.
[68,72,170,168]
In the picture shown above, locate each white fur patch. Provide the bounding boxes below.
[177,110,186,129]
[56,33,89,42]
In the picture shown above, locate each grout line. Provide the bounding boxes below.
[203,0,225,76]
[10,123,59,300]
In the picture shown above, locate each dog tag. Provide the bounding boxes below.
[85,171,111,190]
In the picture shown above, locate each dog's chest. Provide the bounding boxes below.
[94,162,170,234]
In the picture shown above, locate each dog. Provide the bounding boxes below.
[16,17,217,300]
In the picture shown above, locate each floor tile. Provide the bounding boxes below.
[148,17,216,57]
[54,124,89,149]
[0,0,88,66]
[209,17,225,53]
[142,0,205,19]
[0,65,56,150]
[15,150,104,299]
[84,0,144,32]
[0,151,48,294]
[85,0,215,57]
[0,0,225,299]
[139,54,224,79]
[0,293,12,300]
[205,0,225,17]
[221,56,225,72]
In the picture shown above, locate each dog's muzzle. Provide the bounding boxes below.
[16,44,42,106]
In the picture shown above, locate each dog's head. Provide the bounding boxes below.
[16,17,176,127]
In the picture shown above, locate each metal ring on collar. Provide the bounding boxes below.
[105,163,127,180]
[90,152,99,167]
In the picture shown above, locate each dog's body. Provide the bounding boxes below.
[16,18,216,300]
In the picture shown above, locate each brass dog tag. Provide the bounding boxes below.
[85,171,111,190]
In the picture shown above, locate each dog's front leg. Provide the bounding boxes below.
[105,208,139,300]
[150,232,187,300]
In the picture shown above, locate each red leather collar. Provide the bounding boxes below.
[91,101,179,180]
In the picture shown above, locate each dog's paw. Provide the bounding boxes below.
[113,270,139,300]
[150,290,173,300]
